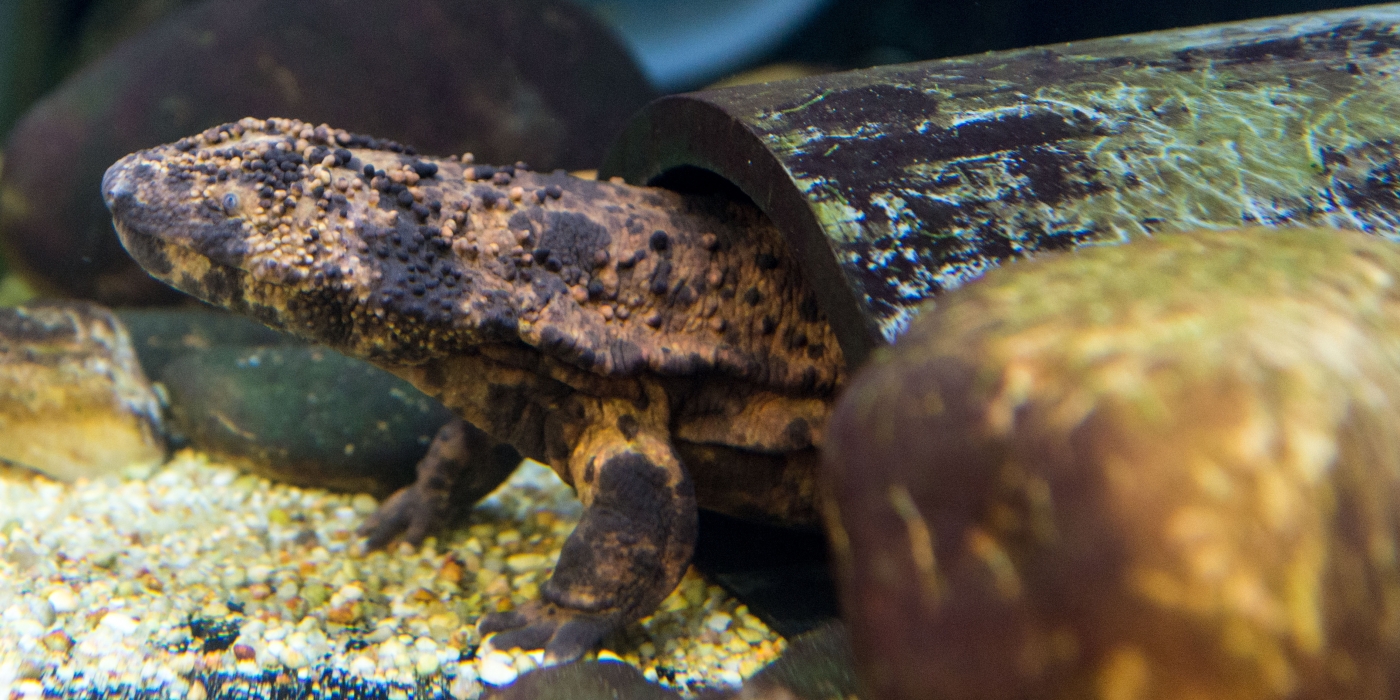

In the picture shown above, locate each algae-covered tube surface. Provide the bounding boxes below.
[604,4,1400,361]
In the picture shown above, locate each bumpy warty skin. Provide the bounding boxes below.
[102,117,840,525]
[102,118,842,387]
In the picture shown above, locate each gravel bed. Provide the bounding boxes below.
[0,451,785,699]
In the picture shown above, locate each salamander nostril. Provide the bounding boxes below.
[101,158,149,210]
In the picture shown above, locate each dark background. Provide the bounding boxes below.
[765,0,1387,71]
[0,0,1391,140]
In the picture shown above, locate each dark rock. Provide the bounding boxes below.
[116,306,294,377]
[486,660,682,700]
[722,622,857,700]
[0,0,655,305]
[0,0,201,137]
[824,227,1400,699]
[157,344,453,496]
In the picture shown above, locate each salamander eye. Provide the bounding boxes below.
[221,192,240,212]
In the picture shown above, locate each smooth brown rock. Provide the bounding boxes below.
[0,301,165,480]
[824,228,1400,699]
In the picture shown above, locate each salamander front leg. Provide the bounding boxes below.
[480,397,697,663]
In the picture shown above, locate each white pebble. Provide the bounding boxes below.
[239,619,267,641]
[170,653,197,676]
[47,587,78,613]
[717,669,743,687]
[349,656,377,677]
[97,654,122,673]
[377,639,407,664]
[478,652,518,686]
[704,612,733,633]
[449,675,481,700]
[337,584,364,602]
[415,652,440,676]
[513,652,538,674]
[14,680,43,700]
[99,612,139,636]
[27,599,55,626]
[454,662,480,682]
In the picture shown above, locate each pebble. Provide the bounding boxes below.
[98,612,139,636]
[504,552,548,573]
[478,651,518,686]
[449,664,482,700]
[703,613,732,634]
[349,655,377,677]
[415,652,440,676]
[45,588,77,614]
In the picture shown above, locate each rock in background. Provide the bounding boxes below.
[117,308,454,496]
[158,346,453,497]
[0,301,165,480]
[0,0,655,305]
[824,228,1400,699]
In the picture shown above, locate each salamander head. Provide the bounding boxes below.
[104,117,507,362]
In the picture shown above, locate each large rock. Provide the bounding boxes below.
[0,301,165,480]
[116,308,454,496]
[485,661,682,700]
[157,345,453,496]
[0,0,202,139]
[736,622,858,700]
[115,306,290,376]
[824,228,1400,699]
[0,0,655,305]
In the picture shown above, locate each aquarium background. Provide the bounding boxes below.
[0,0,1388,291]
[4,1,1400,697]
[1,0,1394,141]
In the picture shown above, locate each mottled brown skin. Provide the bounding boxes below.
[825,228,1400,699]
[102,118,843,662]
